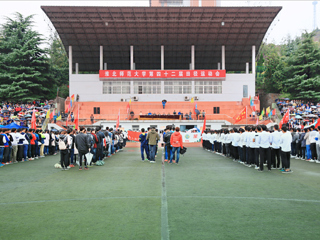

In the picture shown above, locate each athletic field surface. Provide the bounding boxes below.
[1,146,320,240]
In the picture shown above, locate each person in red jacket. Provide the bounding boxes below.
[170,127,183,164]
[29,129,37,160]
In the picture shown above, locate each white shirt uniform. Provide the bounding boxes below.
[270,131,281,149]
[280,131,292,152]
[257,131,271,149]
[232,133,240,147]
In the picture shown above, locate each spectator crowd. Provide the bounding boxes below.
[0,101,54,127]
[276,98,320,128]
[0,126,128,170]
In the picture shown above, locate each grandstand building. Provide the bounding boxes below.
[42,5,281,130]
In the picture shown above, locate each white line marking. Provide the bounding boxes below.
[168,196,320,203]
[0,196,160,205]
[161,150,170,240]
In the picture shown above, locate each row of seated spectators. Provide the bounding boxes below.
[129,110,206,120]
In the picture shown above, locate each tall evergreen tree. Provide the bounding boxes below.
[281,32,320,100]
[0,13,56,101]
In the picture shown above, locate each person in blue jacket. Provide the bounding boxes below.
[139,128,149,161]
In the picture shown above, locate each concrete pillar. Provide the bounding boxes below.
[221,45,225,70]
[161,81,164,94]
[191,45,195,70]
[218,62,221,70]
[191,81,195,94]
[100,46,103,70]
[252,45,256,75]
[130,45,134,70]
[130,81,134,95]
[76,63,79,74]
[246,62,249,74]
[161,45,164,70]
[69,46,72,75]
[104,63,107,70]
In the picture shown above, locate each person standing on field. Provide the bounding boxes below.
[146,127,160,163]
[170,127,183,164]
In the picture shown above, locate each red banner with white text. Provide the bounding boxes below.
[99,70,226,79]
[128,131,141,142]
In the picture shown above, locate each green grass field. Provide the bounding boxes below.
[1,147,320,240]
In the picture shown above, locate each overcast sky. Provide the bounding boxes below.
[0,1,317,46]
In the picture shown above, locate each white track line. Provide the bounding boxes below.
[168,196,320,203]
[161,149,170,240]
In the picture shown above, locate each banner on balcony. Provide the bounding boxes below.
[99,70,226,79]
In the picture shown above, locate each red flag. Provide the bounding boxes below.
[279,109,290,129]
[272,109,276,116]
[233,107,247,124]
[279,119,283,129]
[201,116,207,134]
[50,109,54,119]
[282,109,290,123]
[126,103,130,114]
[116,109,120,130]
[65,102,71,113]
[315,120,320,129]
[74,109,79,131]
[31,109,36,129]
[66,114,69,127]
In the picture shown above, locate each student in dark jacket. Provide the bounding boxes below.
[96,127,105,161]
[75,127,91,170]
[139,128,149,161]
[163,127,174,162]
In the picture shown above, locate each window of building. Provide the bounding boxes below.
[243,85,248,98]
[132,125,140,131]
[94,107,100,114]
[134,81,161,94]
[164,81,191,94]
[195,81,222,94]
[103,81,130,94]
[213,107,220,114]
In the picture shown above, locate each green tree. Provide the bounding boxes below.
[256,43,281,92]
[48,35,69,98]
[0,13,56,101]
[281,32,320,100]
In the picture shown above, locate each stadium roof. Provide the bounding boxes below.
[42,6,282,72]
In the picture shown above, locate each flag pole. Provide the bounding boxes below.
[246,105,247,125]
[77,103,79,131]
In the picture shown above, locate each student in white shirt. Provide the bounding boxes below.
[252,126,261,170]
[247,126,254,167]
[224,130,231,157]
[280,126,293,173]
[9,128,19,163]
[270,125,282,169]
[257,125,271,172]
[239,128,246,163]
[232,128,240,161]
